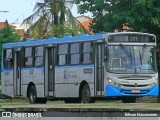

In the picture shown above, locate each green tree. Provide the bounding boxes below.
[0,25,21,71]
[75,0,160,44]
[23,0,86,39]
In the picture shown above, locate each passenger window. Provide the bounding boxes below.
[4,49,13,69]
[24,47,33,67]
[34,46,44,67]
[81,42,93,64]
[58,44,68,65]
[70,43,80,64]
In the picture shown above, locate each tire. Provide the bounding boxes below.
[28,86,37,104]
[81,84,91,103]
[122,97,136,103]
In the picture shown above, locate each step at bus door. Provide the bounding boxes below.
[45,46,56,96]
[14,47,22,96]
[95,43,104,96]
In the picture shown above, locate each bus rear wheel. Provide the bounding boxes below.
[28,86,37,104]
[81,84,91,103]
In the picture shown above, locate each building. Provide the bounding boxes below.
[0,20,30,38]
[76,15,92,23]
[65,15,93,34]
[76,15,93,34]
[0,21,8,29]
[10,23,30,38]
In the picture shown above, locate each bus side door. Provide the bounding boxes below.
[45,45,56,96]
[94,42,104,96]
[13,47,23,96]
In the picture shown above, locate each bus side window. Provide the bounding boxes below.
[70,43,80,64]
[24,47,33,67]
[4,49,13,69]
[81,42,93,64]
[58,44,68,65]
[34,46,44,67]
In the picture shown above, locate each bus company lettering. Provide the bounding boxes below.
[67,71,77,79]
[120,80,129,84]
[64,70,77,79]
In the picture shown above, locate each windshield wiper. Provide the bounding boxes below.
[139,50,142,66]
[119,44,133,65]
[139,44,146,66]
[141,44,146,59]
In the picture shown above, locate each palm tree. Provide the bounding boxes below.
[23,0,87,39]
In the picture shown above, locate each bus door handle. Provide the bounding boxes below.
[49,65,54,70]
[49,65,53,69]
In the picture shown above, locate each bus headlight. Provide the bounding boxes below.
[148,82,157,88]
[108,79,113,83]
[155,79,158,84]
[108,79,121,88]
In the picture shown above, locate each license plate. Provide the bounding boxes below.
[132,89,140,93]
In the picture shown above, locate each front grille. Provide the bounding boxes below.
[122,84,148,87]
[118,76,152,80]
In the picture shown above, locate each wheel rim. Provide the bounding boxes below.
[30,90,35,102]
[29,87,36,104]
[82,85,91,103]
[84,90,90,102]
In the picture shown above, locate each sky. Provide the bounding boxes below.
[0,0,90,24]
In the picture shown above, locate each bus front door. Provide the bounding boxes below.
[14,48,22,96]
[95,43,104,96]
[45,47,56,96]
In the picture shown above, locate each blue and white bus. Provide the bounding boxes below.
[1,32,158,104]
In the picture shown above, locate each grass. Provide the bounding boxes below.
[0,97,159,111]
[0,96,157,105]
[0,99,28,104]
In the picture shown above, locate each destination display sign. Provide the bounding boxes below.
[108,34,155,43]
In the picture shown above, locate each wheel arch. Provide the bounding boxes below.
[79,80,89,98]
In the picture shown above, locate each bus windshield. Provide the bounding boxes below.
[106,45,157,74]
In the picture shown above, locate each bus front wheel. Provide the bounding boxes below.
[81,84,91,103]
[28,86,37,104]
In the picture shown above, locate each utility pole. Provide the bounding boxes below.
[0,11,9,13]
[0,11,9,20]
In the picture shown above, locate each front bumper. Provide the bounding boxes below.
[106,84,158,97]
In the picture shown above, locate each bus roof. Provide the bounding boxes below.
[2,33,107,48]
[2,32,156,48]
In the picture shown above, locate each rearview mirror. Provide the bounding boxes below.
[104,46,109,62]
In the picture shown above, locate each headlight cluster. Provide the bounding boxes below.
[148,80,158,88]
[108,79,121,88]
[155,79,159,84]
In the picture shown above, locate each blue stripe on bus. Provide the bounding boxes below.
[1,67,44,72]
[21,67,44,70]
[55,64,94,69]
[2,65,94,72]
[1,69,13,72]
